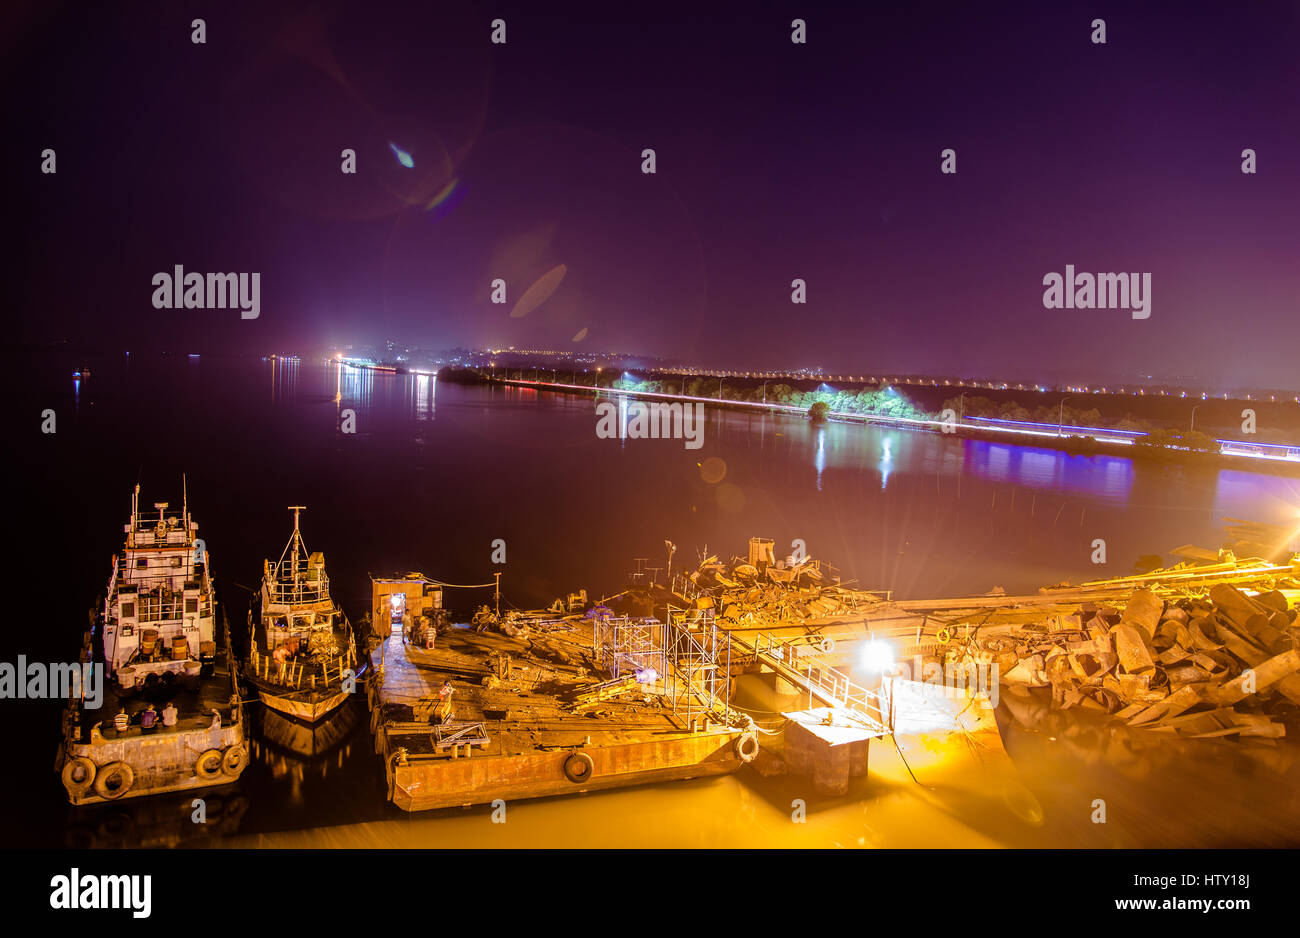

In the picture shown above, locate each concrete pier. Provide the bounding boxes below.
[782,708,881,795]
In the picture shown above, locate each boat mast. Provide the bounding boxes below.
[288,506,306,600]
[129,484,140,547]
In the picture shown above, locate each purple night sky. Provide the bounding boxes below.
[6,1,1299,386]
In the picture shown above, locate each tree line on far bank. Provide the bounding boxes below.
[460,369,1247,455]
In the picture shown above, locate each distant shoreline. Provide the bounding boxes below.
[441,370,1300,478]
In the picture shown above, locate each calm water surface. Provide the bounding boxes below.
[9,353,1300,847]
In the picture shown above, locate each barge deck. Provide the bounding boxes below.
[366,577,752,812]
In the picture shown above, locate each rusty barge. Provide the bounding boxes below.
[364,575,756,812]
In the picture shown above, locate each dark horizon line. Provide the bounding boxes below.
[28,339,1300,400]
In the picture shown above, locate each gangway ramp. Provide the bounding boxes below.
[733,631,889,734]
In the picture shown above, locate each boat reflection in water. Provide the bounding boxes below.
[256,697,362,762]
[63,784,248,849]
[248,697,368,813]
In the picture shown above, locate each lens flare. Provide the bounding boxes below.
[510,264,567,319]
[389,142,415,168]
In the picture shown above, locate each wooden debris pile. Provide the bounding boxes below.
[686,551,883,624]
[991,585,1300,738]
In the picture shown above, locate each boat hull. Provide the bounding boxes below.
[254,681,351,723]
[58,717,247,806]
[383,728,746,812]
[59,609,247,806]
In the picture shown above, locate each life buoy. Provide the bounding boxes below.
[61,757,96,797]
[819,635,836,654]
[734,731,760,763]
[195,749,224,780]
[221,744,248,777]
[936,627,952,645]
[93,761,134,800]
[563,751,594,783]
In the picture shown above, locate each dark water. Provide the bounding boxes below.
[8,352,1300,847]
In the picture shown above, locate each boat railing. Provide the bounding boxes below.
[249,643,357,690]
[264,574,331,605]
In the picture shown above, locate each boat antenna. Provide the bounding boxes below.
[129,483,140,546]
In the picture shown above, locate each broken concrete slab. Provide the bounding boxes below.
[1112,623,1157,674]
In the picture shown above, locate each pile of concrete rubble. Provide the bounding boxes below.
[977,585,1300,738]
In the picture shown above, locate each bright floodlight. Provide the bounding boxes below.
[860,640,894,672]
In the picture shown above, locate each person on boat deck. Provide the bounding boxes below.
[140,704,158,734]
[162,701,178,728]
[113,708,130,733]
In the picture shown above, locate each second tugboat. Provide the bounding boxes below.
[246,506,358,722]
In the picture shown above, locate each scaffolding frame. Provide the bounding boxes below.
[593,615,667,688]
[665,607,733,728]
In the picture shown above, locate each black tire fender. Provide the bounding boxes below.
[221,744,248,777]
[93,761,134,800]
[735,731,760,763]
[563,751,594,783]
[195,749,224,780]
[61,756,96,797]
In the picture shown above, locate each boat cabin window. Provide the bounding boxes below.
[185,597,199,614]
[136,558,148,569]
[120,602,135,618]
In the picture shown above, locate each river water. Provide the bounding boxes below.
[8,353,1300,847]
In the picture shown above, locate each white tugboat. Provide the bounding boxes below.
[57,483,247,804]
[246,507,358,723]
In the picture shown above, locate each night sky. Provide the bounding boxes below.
[5,1,1299,386]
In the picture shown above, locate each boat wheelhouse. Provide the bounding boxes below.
[246,507,358,723]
